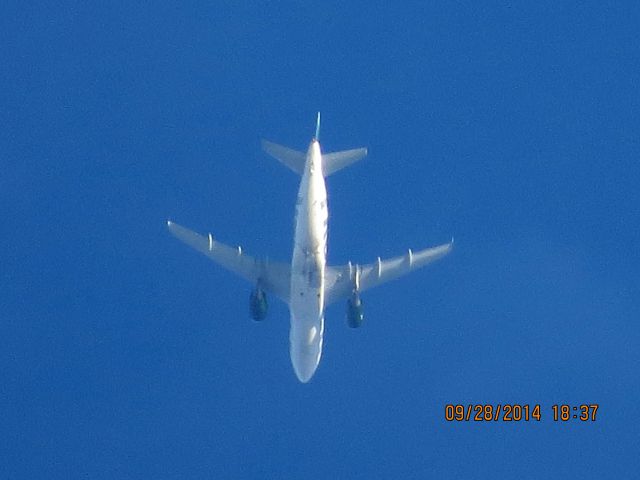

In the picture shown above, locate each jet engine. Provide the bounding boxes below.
[346,291,364,328]
[249,287,268,321]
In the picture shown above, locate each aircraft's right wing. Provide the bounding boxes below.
[167,220,291,303]
[324,240,453,306]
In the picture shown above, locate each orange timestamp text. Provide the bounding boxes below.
[444,404,599,422]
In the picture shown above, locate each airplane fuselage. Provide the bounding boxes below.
[288,139,328,382]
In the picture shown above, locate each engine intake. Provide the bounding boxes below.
[346,292,364,328]
[249,287,268,321]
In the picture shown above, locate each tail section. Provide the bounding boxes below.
[315,111,367,176]
[262,112,367,177]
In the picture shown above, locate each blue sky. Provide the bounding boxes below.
[3,1,639,478]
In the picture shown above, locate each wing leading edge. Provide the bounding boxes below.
[167,220,291,302]
[324,240,454,306]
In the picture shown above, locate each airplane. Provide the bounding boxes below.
[167,113,453,383]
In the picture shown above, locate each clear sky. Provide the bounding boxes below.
[3,1,639,478]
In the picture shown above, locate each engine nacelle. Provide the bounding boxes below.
[249,287,268,321]
[346,292,364,328]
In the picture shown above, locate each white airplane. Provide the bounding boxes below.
[167,113,453,382]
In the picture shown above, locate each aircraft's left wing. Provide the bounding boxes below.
[324,240,453,306]
[167,221,291,302]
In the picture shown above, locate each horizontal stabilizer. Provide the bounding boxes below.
[261,140,306,175]
[322,147,367,177]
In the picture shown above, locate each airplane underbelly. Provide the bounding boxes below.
[288,159,327,382]
[289,273,324,383]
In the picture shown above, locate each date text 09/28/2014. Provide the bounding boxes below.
[444,404,599,422]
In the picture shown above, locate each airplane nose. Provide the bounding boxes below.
[292,354,319,383]
[290,341,322,383]
[289,318,324,382]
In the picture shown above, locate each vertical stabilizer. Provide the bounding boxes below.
[314,112,321,140]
